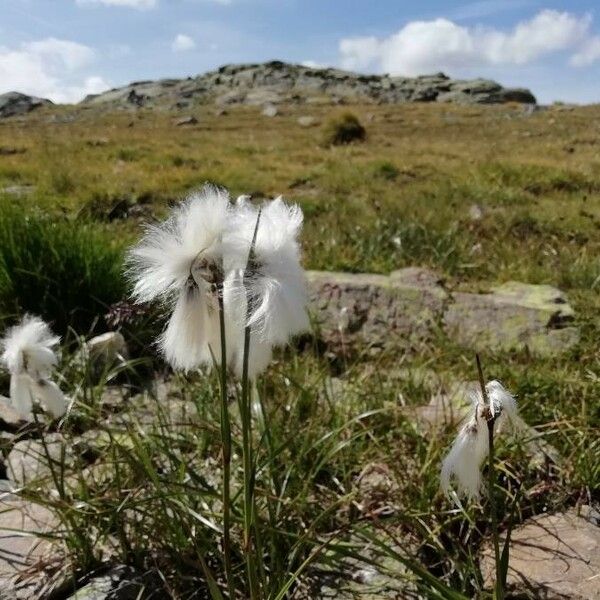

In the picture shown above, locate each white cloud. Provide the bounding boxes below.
[339,10,599,75]
[0,37,110,103]
[76,0,157,9]
[172,34,196,52]
[571,37,600,67]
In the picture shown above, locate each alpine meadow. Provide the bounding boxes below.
[0,58,598,600]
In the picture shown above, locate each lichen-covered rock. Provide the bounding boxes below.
[308,269,578,357]
[354,463,399,515]
[307,268,447,353]
[444,281,579,355]
[480,507,600,599]
[298,115,318,127]
[261,103,278,117]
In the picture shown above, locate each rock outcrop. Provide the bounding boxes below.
[307,268,578,356]
[0,92,52,119]
[82,61,536,109]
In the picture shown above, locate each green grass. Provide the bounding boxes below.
[0,101,598,597]
[0,200,126,333]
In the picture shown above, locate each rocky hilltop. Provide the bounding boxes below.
[0,92,52,118]
[83,60,536,108]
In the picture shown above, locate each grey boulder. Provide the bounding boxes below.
[0,92,52,118]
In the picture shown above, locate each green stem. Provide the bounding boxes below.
[217,291,235,600]
[476,354,503,600]
[241,321,260,600]
[488,420,503,600]
[239,210,262,600]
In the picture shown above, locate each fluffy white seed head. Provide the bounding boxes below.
[441,379,519,501]
[0,316,67,419]
[1,315,59,376]
[127,185,243,372]
[226,197,310,353]
[441,400,489,500]
[127,184,231,305]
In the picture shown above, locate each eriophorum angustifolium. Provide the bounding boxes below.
[0,315,68,419]
[126,184,309,376]
[441,380,518,500]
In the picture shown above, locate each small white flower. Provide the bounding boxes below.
[127,185,235,371]
[225,196,309,377]
[0,315,68,419]
[441,380,518,501]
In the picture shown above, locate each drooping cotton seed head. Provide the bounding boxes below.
[0,315,67,419]
[441,400,489,501]
[441,379,519,501]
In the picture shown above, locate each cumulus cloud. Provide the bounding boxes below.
[172,34,196,52]
[0,37,110,103]
[339,10,600,75]
[76,0,157,8]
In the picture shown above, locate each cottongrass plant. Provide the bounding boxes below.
[441,355,520,600]
[127,184,309,599]
[0,315,68,419]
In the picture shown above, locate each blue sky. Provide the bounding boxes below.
[1,0,599,103]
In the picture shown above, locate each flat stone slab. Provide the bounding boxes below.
[0,498,62,596]
[307,268,578,356]
[480,507,600,599]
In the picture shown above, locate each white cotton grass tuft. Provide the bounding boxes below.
[127,184,235,371]
[0,315,68,419]
[441,396,489,501]
[225,196,310,377]
[441,380,518,501]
